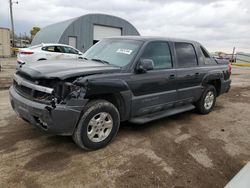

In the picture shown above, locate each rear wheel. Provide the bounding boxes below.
[73,100,120,150]
[195,85,217,114]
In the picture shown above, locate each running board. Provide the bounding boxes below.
[129,104,195,124]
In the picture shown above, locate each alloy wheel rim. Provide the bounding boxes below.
[87,112,113,142]
[204,91,214,110]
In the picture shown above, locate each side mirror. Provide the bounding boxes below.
[79,52,83,55]
[137,59,154,73]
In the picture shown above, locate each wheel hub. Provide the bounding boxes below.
[204,91,214,110]
[87,112,113,142]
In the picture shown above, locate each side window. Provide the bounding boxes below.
[175,43,198,67]
[42,46,63,53]
[201,46,217,65]
[200,46,210,58]
[63,46,79,54]
[54,46,64,53]
[140,41,172,69]
[42,46,55,52]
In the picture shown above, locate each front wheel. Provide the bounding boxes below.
[195,85,217,114]
[73,100,120,150]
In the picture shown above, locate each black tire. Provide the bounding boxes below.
[195,85,217,114]
[73,99,120,150]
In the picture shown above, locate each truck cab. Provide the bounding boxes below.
[10,37,231,150]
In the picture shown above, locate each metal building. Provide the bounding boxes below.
[0,28,11,57]
[31,13,140,52]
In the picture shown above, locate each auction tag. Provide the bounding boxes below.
[116,48,133,55]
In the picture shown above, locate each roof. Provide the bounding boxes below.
[31,13,140,46]
[41,43,78,47]
[28,43,80,49]
[105,36,199,44]
[0,27,10,30]
[31,17,77,45]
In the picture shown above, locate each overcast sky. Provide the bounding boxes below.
[1,0,250,52]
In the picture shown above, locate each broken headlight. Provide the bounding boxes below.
[64,82,85,99]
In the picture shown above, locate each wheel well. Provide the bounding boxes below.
[206,79,221,96]
[37,58,46,61]
[87,93,126,120]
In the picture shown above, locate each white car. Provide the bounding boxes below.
[17,43,84,65]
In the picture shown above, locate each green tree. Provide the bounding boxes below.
[30,26,41,40]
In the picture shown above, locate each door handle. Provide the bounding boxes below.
[195,72,200,77]
[168,74,175,79]
[185,73,199,78]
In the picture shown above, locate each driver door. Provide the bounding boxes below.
[127,41,177,117]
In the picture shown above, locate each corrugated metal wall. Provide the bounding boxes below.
[32,14,140,52]
[60,14,140,52]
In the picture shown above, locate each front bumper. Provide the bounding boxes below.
[9,86,88,135]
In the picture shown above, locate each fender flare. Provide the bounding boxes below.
[201,72,223,86]
[201,72,223,95]
[75,77,132,121]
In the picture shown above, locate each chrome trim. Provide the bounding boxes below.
[13,74,54,94]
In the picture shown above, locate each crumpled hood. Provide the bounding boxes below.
[18,59,121,80]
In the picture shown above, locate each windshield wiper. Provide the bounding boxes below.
[91,58,111,65]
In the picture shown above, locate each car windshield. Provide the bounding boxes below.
[83,39,143,67]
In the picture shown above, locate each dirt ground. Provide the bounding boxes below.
[0,65,250,188]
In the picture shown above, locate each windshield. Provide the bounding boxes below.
[83,39,143,67]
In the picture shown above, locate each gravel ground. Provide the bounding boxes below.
[0,65,250,188]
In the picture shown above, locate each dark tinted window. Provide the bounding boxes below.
[141,41,172,69]
[63,46,79,54]
[200,46,210,58]
[200,46,217,65]
[42,46,63,53]
[175,43,198,67]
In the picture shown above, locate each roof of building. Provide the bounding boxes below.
[32,13,140,45]
[0,27,10,30]
[32,17,77,45]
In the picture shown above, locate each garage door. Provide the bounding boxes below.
[93,25,122,43]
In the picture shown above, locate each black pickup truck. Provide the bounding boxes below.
[10,37,231,150]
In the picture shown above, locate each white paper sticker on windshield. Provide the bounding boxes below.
[116,48,133,55]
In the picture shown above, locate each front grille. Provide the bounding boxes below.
[14,80,33,97]
[13,73,54,103]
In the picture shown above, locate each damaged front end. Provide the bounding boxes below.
[10,72,89,135]
[13,72,87,109]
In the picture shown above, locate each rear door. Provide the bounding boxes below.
[128,41,177,117]
[174,42,203,102]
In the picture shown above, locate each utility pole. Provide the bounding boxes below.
[9,0,18,47]
[232,47,236,63]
